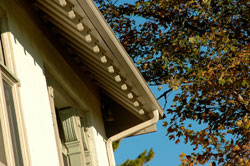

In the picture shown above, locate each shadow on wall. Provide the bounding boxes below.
[0,1,107,139]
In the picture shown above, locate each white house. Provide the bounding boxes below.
[0,0,164,165]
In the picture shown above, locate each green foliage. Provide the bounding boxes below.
[120,148,154,166]
[95,0,250,165]
[112,139,154,166]
[112,139,122,152]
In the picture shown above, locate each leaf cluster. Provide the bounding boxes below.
[95,0,250,165]
[112,139,154,166]
[120,148,154,166]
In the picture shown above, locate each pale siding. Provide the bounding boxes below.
[0,1,60,165]
[0,0,110,165]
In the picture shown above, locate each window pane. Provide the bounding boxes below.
[3,81,23,166]
[0,120,7,165]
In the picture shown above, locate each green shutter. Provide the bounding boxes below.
[58,107,83,166]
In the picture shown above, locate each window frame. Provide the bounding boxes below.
[47,83,92,166]
[0,8,30,165]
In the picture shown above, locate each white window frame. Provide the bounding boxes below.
[0,8,30,165]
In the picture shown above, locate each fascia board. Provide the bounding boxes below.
[76,0,164,118]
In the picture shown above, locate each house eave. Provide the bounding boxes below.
[77,0,164,118]
[28,0,164,124]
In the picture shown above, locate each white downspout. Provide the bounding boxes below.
[106,110,159,166]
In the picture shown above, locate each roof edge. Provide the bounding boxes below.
[76,0,164,118]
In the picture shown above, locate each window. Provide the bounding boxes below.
[56,107,71,166]
[0,40,23,166]
[47,86,92,166]
[3,80,23,164]
[0,11,25,166]
[0,121,7,165]
[0,35,7,166]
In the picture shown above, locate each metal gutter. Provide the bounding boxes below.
[106,110,159,166]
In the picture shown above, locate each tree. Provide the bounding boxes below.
[112,140,154,166]
[120,149,154,166]
[95,0,250,165]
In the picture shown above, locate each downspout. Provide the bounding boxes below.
[106,110,159,166]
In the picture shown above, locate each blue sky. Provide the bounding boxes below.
[114,86,199,166]
[104,1,205,165]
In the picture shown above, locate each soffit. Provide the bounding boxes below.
[32,0,163,120]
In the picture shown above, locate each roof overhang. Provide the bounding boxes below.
[26,0,163,134]
[80,0,164,117]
